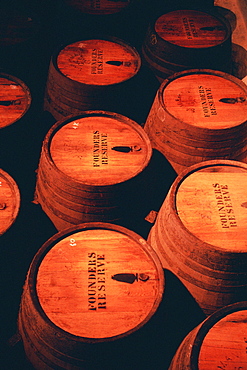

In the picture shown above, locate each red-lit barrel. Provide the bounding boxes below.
[169,301,247,369]
[18,222,164,369]
[35,111,153,230]
[144,69,247,174]
[0,168,20,235]
[0,73,31,129]
[148,160,247,316]
[142,9,232,81]
[44,36,141,121]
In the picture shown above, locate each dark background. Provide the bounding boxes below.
[0,0,217,368]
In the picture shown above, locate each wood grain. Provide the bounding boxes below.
[44,37,141,120]
[36,226,164,338]
[155,10,228,48]
[0,169,20,235]
[35,111,152,229]
[50,115,151,185]
[168,302,247,369]
[0,74,31,129]
[147,160,247,315]
[144,69,247,173]
[64,0,131,15]
[57,39,140,85]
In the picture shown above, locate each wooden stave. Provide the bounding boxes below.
[148,226,247,316]
[153,160,247,271]
[0,6,41,47]
[43,57,120,115]
[38,111,152,190]
[35,165,151,230]
[146,160,247,314]
[146,119,247,149]
[35,111,153,228]
[148,160,247,269]
[35,166,126,206]
[144,69,247,172]
[18,223,165,368]
[148,229,247,313]
[141,42,199,83]
[149,129,247,157]
[149,223,247,283]
[35,177,123,216]
[168,301,247,369]
[35,185,123,229]
[35,164,131,206]
[141,31,232,80]
[36,167,147,218]
[144,131,247,173]
[44,36,142,120]
[0,73,32,129]
[145,69,247,141]
[0,168,21,235]
[142,9,232,68]
[150,138,247,168]
[63,0,132,15]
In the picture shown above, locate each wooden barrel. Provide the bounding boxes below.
[147,160,247,316]
[0,168,20,235]
[0,73,31,129]
[169,301,247,369]
[0,6,40,47]
[141,9,232,81]
[63,0,132,15]
[43,36,141,121]
[34,111,153,230]
[0,5,41,72]
[18,222,164,369]
[144,69,247,174]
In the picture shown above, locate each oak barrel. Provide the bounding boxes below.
[141,9,232,81]
[43,36,141,121]
[0,73,31,129]
[18,222,164,369]
[63,0,132,15]
[144,69,247,174]
[169,301,247,369]
[148,160,247,315]
[34,111,153,230]
[0,168,20,235]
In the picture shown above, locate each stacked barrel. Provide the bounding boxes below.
[1,0,247,369]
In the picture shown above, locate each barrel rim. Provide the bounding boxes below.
[169,159,247,254]
[157,68,247,131]
[0,72,32,129]
[51,35,141,87]
[0,168,21,235]
[42,110,153,187]
[190,300,247,370]
[63,0,132,15]
[26,221,165,343]
[152,8,232,50]
[0,6,41,46]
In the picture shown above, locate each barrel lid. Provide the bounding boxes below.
[155,9,229,48]
[0,169,20,235]
[56,39,141,85]
[196,303,247,369]
[162,71,247,129]
[49,112,152,186]
[0,73,31,129]
[0,7,40,46]
[35,223,164,340]
[65,0,131,15]
[175,160,247,251]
